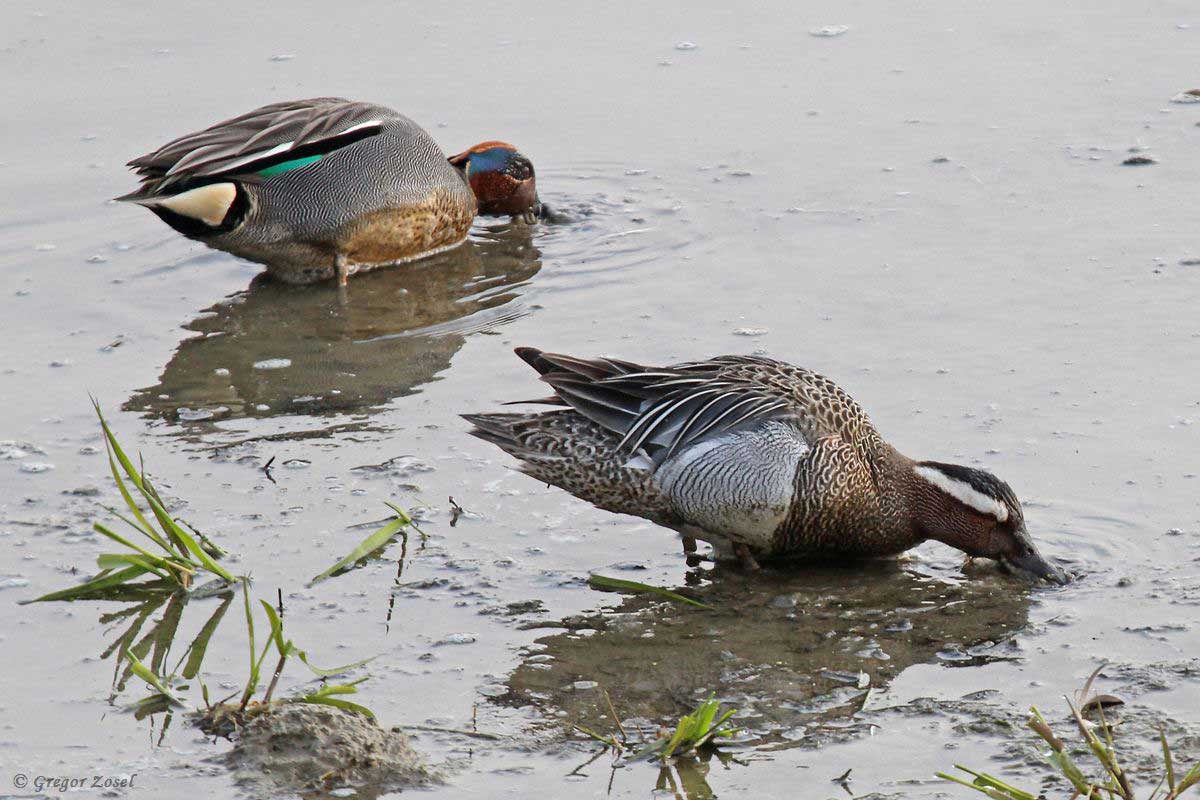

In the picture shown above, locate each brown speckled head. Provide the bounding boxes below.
[448,141,539,220]
[911,462,1067,584]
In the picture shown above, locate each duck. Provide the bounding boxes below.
[117,98,539,285]
[464,348,1067,583]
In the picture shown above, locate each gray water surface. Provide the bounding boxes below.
[2,1,1199,798]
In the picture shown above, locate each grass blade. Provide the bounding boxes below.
[295,651,376,678]
[572,723,622,749]
[969,773,1036,800]
[124,649,183,707]
[587,575,710,609]
[101,596,163,665]
[936,767,1032,800]
[662,720,690,759]
[1162,728,1176,794]
[116,618,160,692]
[21,565,151,604]
[308,508,410,586]
[93,523,188,576]
[134,483,235,583]
[149,590,186,675]
[694,697,719,732]
[103,466,170,552]
[95,402,234,583]
[180,596,233,679]
[259,600,292,658]
[128,693,176,720]
[239,580,260,708]
[296,679,375,721]
[1178,761,1200,792]
[936,770,997,796]
[96,553,167,576]
[95,401,171,551]
[99,600,157,626]
[298,696,376,720]
[634,696,737,761]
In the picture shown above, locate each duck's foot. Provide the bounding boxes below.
[335,254,350,287]
[679,535,705,568]
[734,543,761,572]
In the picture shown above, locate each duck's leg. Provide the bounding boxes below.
[733,543,761,572]
[677,531,707,568]
[335,253,350,287]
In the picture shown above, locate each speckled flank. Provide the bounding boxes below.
[463,410,677,523]
[338,187,475,268]
[207,185,476,284]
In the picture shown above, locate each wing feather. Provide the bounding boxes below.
[122,98,392,197]
[514,350,809,469]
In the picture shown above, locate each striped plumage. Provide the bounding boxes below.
[119,98,538,284]
[465,349,1066,583]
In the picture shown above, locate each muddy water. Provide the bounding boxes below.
[3,1,1200,798]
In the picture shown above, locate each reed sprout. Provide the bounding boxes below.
[938,667,1200,799]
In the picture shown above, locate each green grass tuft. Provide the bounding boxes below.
[938,666,1200,799]
[27,402,386,733]
[308,502,415,586]
[23,403,235,603]
[570,689,738,763]
[640,696,739,760]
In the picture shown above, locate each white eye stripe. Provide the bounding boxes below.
[914,466,1009,523]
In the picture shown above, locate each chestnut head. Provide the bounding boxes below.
[449,141,539,221]
[912,461,1067,584]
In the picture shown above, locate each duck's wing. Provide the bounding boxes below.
[515,348,814,468]
[122,98,393,197]
[511,349,839,551]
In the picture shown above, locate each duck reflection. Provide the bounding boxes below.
[126,224,541,423]
[501,563,1032,745]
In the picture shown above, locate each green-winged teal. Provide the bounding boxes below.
[465,348,1067,583]
[118,98,539,285]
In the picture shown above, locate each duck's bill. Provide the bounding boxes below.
[1003,550,1069,585]
[520,200,543,224]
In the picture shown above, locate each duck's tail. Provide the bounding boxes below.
[462,409,675,522]
[116,182,240,227]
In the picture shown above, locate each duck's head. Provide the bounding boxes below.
[911,462,1067,584]
[449,141,539,221]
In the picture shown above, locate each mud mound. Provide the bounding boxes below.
[227,703,441,798]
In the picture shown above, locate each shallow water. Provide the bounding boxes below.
[3,1,1200,797]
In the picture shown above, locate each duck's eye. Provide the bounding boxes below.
[508,160,533,181]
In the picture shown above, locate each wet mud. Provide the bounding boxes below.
[2,1,1199,798]
[227,704,440,798]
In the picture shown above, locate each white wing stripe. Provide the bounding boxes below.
[618,388,725,453]
[207,140,297,175]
